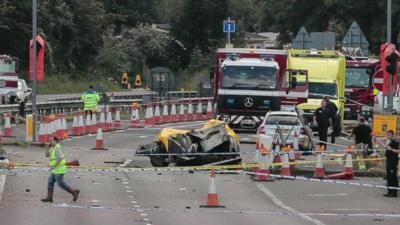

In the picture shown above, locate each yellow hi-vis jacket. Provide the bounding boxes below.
[49,144,67,174]
[81,90,100,111]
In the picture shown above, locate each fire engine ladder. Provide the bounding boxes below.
[294,107,315,151]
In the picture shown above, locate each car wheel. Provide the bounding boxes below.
[150,156,169,167]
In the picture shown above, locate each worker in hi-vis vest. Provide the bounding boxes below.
[81,85,100,118]
[41,137,80,203]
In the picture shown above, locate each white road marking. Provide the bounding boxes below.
[306,193,348,197]
[0,175,6,202]
[256,183,326,225]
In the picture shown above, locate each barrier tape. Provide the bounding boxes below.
[2,156,387,174]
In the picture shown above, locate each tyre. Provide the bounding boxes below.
[150,156,169,167]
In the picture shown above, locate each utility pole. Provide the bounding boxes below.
[32,0,38,142]
[386,0,394,113]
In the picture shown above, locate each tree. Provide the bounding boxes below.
[170,0,228,67]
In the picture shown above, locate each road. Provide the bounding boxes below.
[1,121,399,225]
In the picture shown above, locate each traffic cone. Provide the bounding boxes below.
[105,111,114,131]
[206,100,213,119]
[273,145,282,165]
[293,133,302,160]
[85,115,92,134]
[170,102,177,122]
[196,99,203,120]
[162,103,170,123]
[178,102,186,122]
[45,121,52,143]
[130,108,141,128]
[200,170,225,208]
[78,113,86,135]
[252,145,274,182]
[280,153,292,178]
[92,128,108,150]
[154,104,161,124]
[55,118,63,140]
[313,152,326,178]
[328,146,355,180]
[3,112,14,137]
[38,120,46,143]
[187,100,194,121]
[288,147,296,169]
[99,111,106,131]
[145,103,155,126]
[61,116,68,139]
[70,114,80,136]
[114,109,123,129]
[91,113,97,133]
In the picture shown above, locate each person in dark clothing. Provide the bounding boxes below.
[348,117,372,156]
[313,100,332,150]
[323,96,338,143]
[382,130,400,197]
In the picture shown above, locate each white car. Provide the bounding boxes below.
[257,111,311,151]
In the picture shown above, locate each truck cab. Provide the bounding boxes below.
[213,48,308,131]
[344,57,378,120]
[289,49,346,135]
[0,55,20,104]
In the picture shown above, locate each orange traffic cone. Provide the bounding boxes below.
[187,100,194,121]
[3,112,14,137]
[130,108,141,128]
[252,144,274,181]
[162,103,170,123]
[200,170,225,208]
[105,111,114,131]
[178,102,186,122]
[38,119,46,143]
[170,101,178,122]
[280,153,292,178]
[154,104,161,124]
[145,103,155,126]
[196,99,203,120]
[114,108,123,129]
[78,113,86,135]
[90,113,97,134]
[85,115,92,134]
[70,114,79,136]
[92,128,108,150]
[206,100,213,119]
[61,116,68,139]
[99,111,106,131]
[314,152,326,178]
[0,127,4,145]
[328,146,355,180]
[293,132,302,160]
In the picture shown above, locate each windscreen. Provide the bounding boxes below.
[265,115,300,126]
[345,68,370,88]
[308,82,337,99]
[0,58,16,73]
[221,66,278,90]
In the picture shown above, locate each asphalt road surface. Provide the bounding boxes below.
[1,121,399,225]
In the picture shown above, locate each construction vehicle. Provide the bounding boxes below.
[290,49,346,135]
[344,52,379,120]
[212,48,309,131]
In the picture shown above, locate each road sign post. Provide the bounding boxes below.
[32,0,37,142]
[223,18,235,48]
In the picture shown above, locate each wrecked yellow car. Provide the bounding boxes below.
[136,120,241,167]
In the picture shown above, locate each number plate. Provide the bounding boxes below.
[241,119,255,125]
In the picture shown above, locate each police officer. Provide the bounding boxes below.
[81,85,100,118]
[41,137,80,202]
[382,130,400,197]
[313,100,332,150]
[323,96,338,143]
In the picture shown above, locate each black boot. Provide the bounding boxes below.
[41,191,53,203]
[66,188,80,201]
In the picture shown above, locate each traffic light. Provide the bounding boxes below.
[386,51,398,75]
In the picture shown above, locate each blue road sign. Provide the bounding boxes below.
[223,20,235,33]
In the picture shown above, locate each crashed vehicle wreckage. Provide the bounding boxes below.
[136,120,241,167]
